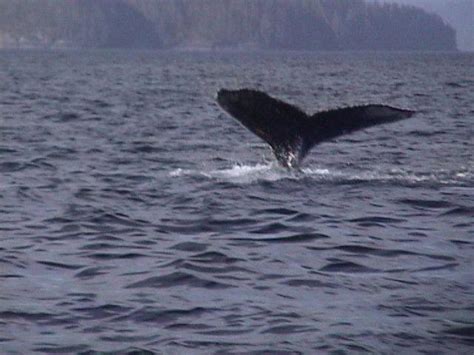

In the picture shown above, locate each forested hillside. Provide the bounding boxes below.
[0,0,161,48]
[384,0,472,51]
[0,0,457,50]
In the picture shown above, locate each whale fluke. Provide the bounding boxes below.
[217,88,415,168]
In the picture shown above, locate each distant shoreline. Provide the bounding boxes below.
[0,0,457,52]
[0,47,464,53]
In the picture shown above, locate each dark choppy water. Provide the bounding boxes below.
[1,50,473,354]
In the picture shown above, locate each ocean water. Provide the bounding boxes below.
[0,50,473,354]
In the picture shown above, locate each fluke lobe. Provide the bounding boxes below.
[217,88,415,168]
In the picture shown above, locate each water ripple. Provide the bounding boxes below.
[1,50,472,354]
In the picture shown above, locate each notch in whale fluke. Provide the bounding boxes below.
[217,88,415,168]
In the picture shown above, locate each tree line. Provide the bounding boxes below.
[0,0,456,50]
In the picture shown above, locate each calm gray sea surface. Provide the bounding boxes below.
[0,50,473,354]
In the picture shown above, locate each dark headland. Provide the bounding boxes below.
[0,0,457,51]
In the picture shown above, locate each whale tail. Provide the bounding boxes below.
[217,89,414,168]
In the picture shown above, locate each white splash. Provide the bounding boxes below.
[169,162,295,183]
[302,166,431,183]
[169,168,193,177]
[203,163,292,183]
[169,163,472,186]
